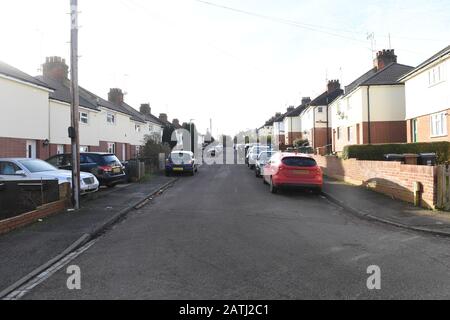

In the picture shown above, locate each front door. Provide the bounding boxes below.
[26,140,36,158]
[412,119,418,143]
[356,124,361,144]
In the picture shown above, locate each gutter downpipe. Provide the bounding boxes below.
[326,97,330,154]
[367,86,371,144]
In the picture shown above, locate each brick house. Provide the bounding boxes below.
[330,49,414,153]
[284,97,311,146]
[0,60,54,159]
[400,45,450,143]
[273,108,295,146]
[0,57,163,160]
[301,80,343,153]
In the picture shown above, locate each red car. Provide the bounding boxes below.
[262,153,323,194]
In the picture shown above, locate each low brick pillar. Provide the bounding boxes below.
[404,154,419,165]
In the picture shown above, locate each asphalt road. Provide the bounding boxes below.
[26,164,450,299]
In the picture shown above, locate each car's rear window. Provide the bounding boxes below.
[171,153,193,162]
[282,157,317,167]
[100,155,122,165]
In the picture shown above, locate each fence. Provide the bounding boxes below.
[0,179,60,220]
[436,165,450,210]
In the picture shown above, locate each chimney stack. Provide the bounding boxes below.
[108,88,124,105]
[301,97,311,106]
[42,56,69,82]
[327,80,340,93]
[287,106,295,112]
[172,119,180,128]
[373,49,397,71]
[159,113,168,123]
[140,103,151,115]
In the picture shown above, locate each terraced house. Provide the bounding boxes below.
[301,81,342,153]
[283,97,311,146]
[330,49,413,153]
[0,56,164,160]
[400,45,450,143]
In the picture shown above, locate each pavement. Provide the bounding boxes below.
[322,178,450,237]
[0,174,175,295]
[17,164,450,299]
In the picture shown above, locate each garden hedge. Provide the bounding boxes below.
[342,142,450,164]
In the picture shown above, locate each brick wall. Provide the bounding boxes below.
[0,137,26,158]
[313,155,436,209]
[286,132,302,146]
[0,200,66,235]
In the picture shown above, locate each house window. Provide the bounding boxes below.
[80,146,89,152]
[430,112,447,137]
[107,142,116,154]
[149,124,154,132]
[135,124,141,133]
[337,127,342,140]
[79,112,89,124]
[136,146,140,156]
[347,127,353,142]
[107,112,116,124]
[317,107,323,113]
[57,145,65,155]
[429,64,444,86]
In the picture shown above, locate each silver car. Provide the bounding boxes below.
[0,158,99,194]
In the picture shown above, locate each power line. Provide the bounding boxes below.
[193,0,371,46]
[193,0,447,46]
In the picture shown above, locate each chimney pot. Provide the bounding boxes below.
[374,49,397,71]
[108,88,124,105]
[159,113,168,123]
[140,103,151,115]
[327,80,341,93]
[42,56,69,82]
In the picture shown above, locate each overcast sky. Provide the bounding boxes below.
[1,0,449,136]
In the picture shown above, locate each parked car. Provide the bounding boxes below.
[165,151,198,176]
[0,158,99,194]
[46,153,126,187]
[255,151,278,177]
[247,145,270,169]
[262,153,323,194]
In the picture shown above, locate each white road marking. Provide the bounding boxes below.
[3,240,97,300]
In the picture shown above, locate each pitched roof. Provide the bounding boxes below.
[400,45,450,80]
[36,76,99,111]
[344,63,413,96]
[0,61,53,90]
[142,113,164,126]
[37,76,160,124]
[309,88,344,106]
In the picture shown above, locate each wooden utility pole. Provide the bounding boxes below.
[70,0,81,209]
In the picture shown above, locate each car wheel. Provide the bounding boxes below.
[190,170,195,176]
[269,177,278,194]
[312,187,322,195]
[165,171,171,177]
[106,183,116,188]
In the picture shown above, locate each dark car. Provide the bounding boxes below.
[165,151,198,176]
[46,152,126,187]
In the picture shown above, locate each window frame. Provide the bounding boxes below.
[430,111,448,138]
[79,111,89,124]
[107,142,116,154]
[107,112,116,125]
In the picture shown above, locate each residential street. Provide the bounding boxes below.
[24,164,450,300]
